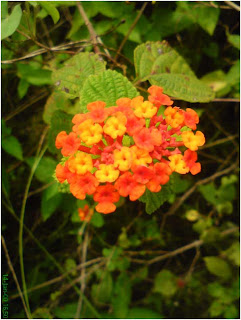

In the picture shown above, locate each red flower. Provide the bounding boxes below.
[146,162,171,192]
[115,172,146,201]
[78,205,94,222]
[55,131,68,149]
[184,108,199,130]
[70,172,99,200]
[61,132,81,157]
[183,149,201,175]
[148,85,173,107]
[126,115,145,136]
[87,101,109,123]
[94,184,120,214]
[133,128,155,152]
[132,165,154,184]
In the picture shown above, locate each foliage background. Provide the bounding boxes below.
[1,1,240,319]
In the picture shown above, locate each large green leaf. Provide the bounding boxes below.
[134,41,214,102]
[1,4,22,40]
[38,1,60,24]
[80,70,139,111]
[48,110,73,154]
[26,156,57,184]
[2,135,23,160]
[139,179,173,214]
[52,52,106,99]
[204,256,232,280]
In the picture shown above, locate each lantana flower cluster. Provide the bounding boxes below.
[55,85,205,215]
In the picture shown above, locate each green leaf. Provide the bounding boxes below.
[43,92,72,124]
[26,157,57,183]
[48,110,73,154]
[149,73,215,102]
[1,2,8,19]
[53,303,78,319]
[208,282,226,298]
[38,1,60,24]
[127,308,163,319]
[134,41,214,102]
[139,180,173,214]
[224,241,240,266]
[193,5,220,36]
[90,212,104,228]
[112,273,132,318]
[226,60,240,86]
[224,305,238,319]
[209,300,225,318]
[52,52,106,99]
[17,63,52,86]
[1,4,22,40]
[2,135,23,160]
[64,258,77,276]
[91,272,113,304]
[17,78,29,99]
[80,70,139,111]
[172,173,191,194]
[199,183,219,205]
[227,33,240,50]
[201,70,230,97]
[153,270,177,297]
[204,256,232,279]
[41,184,62,221]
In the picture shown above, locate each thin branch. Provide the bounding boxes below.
[199,134,238,150]
[164,162,238,218]
[76,2,110,57]
[1,236,31,319]
[147,227,239,265]
[224,1,240,11]
[114,2,148,63]
[75,230,89,318]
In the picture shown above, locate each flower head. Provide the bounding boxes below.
[94,184,120,214]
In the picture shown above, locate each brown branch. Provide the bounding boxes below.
[199,134,238,150]
[224,1,240,11]
[147,227,239,265]
[165,162,238,218]
[114,2,148,63]
[1,236,31,318]
[9,257,104,301]
[76,2,110,57]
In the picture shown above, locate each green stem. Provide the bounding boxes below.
[19,144,48,318]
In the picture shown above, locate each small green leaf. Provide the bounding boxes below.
[91,272,113,304]
[90,212,104,228]
[26,157,57,183]
[139,180,173,214]
[226,60,240,86]
[199,183,219,205]
[194,6,220,35]
[48,110,73,154]
[2,135,23,160]
[1,4,22,40]
[17,78,29,99]
[224,241,240,266]
[64,258,77,276]
[80,70,139,111]
[204,256,232,279]
[41,184,62,221]
[153,270,177,297]
[52,52,106,99]
[43,92,72,124]
[17,63,52,86]
[38,1,60,24]
[112,273,132,318]
[227,33,240,50]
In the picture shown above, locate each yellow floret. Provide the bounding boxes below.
[77,119,103,146]
[134,101,157,118]
[95,164,120,183]
[68,152,93,175]
[168,154,189,174]
[103,113,127,139]
[114,147,132,171]
[131,146,152,167]
[181,131,205,151]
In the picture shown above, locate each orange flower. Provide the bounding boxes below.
[148,85,173,107]
[131,146,152,167]
[103,112,127,139]
[132,165,154,184]
[55,131,68,149]
[126,115,145,136]
[146,162,171,192]
[55,163,68,183]
[115,172,146,201]
[68,152,93,175]
[164,106,184,128]
[94,184,120,214]
[133,128,155,152]
[114,147,132,171]
[181,131,205,151]
[87,101,109,123]
[78,205,94,222]
[77,119,103,146]
[184,108,199,130]
[95,164,120,183]
[70,172,99,200]
[131,96,157,118]
[183,149,201,175]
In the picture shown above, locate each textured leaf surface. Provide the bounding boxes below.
[134,41,214,102]
[204,256,232,279]
[80,70,139,111]
[149,73,215,102]
[139,180,173,214]
[1,4,22,40]
[52,52,106,99]
[48,110,73,154]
